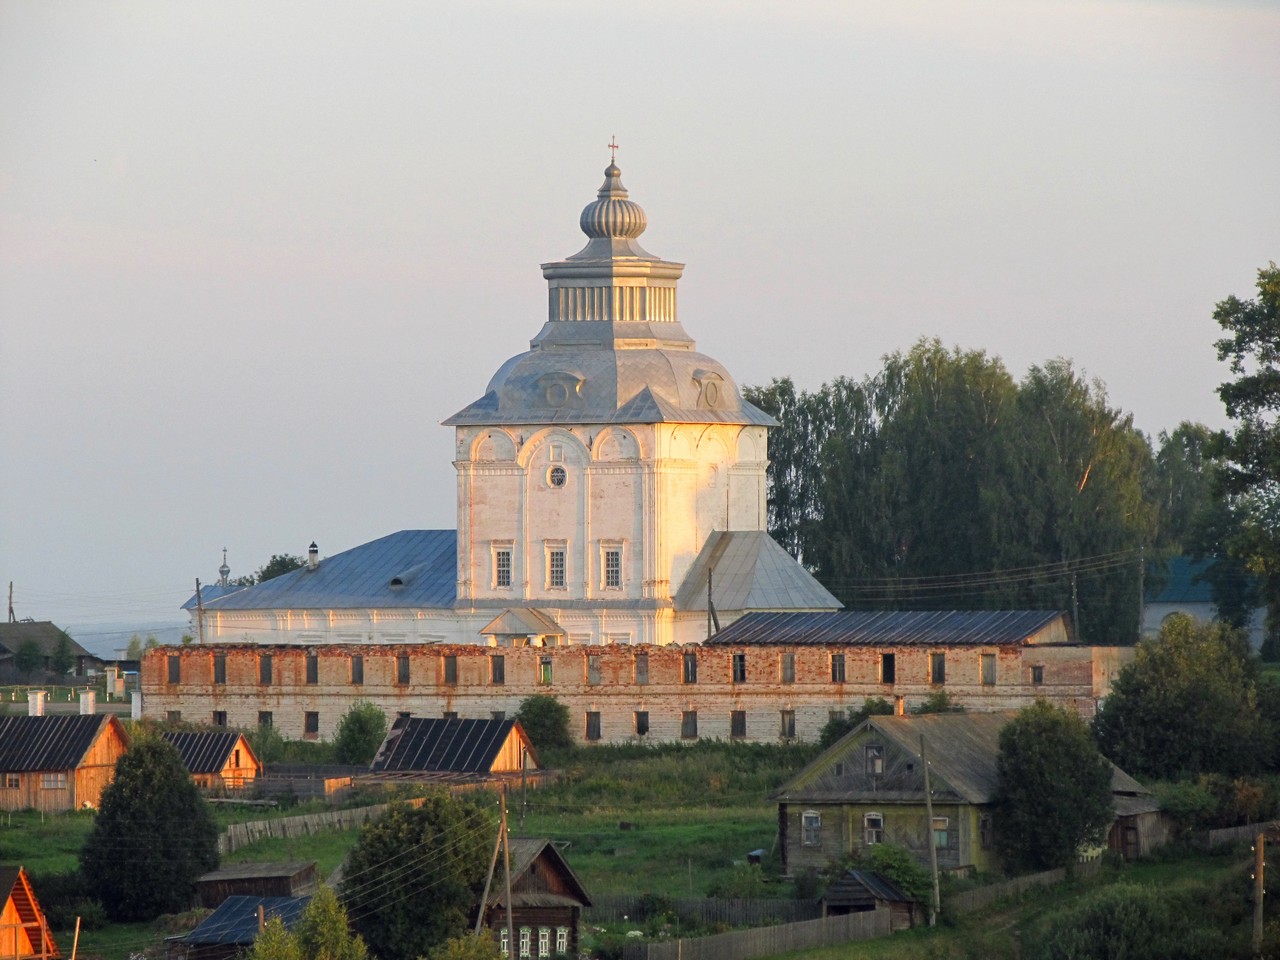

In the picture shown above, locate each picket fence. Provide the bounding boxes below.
[587,895,820,927]
[620,909,890,960]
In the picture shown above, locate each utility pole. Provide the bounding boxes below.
[195,578,205,644]
[1254,832,1266,954]
[475,800,504,936]
[7,581,14,622]
[1070,572,1081,643]
[1136,545,1146,643]
[921,735,941,927]
[502,789,515,958]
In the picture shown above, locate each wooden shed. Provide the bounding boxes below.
[194,862,319,909]
[0,715,129,812]
[822,869,922,932]
[0,866,59,960]
[369,717,538,776]
[481,838,591,960]
[168,895,308,960]
[161,732,261,790]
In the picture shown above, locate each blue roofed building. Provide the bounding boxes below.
[1141,555,1266,650]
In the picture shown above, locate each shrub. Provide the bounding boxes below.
[515,694,572,752]
[333,700,389,765]
[817,698,894,748]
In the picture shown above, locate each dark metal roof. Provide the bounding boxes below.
[190,530,457,612]
[0,715,123,773]
[823,869,915,908]
[197,862,315,883]
[162,732,256,775]
[1147,556,1216,604]
[705,609,1066,647]
[0,621,94,660]
[182,895,310,946]
[370,717,533,774]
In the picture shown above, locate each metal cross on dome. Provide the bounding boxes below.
[608,135,619,163]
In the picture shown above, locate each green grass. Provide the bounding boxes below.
[0,809,96,873]
[220,827,365,878]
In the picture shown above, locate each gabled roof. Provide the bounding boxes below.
[369,717,538,774]
[189,530,457,612]
[487,838,592,909]
[674,531,842,614]
[823,869,915,908]
[181,582,248,610]
[706,609,1066,647]
[1147,556,1216,604]
[0,715,126,773]
[0,622,94,660]
[162,732,258,775]
[480,608,565,638]
[0,865,60,959]
[181,895,310,946]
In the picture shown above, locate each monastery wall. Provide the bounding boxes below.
[141,642,1130,745]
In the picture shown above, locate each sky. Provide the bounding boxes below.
[1,0,1278,639]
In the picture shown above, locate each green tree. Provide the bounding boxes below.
[235,554,307,586]
[1093,614,1263,780]
[333,700,388,765]
[341,795,494,959]
[817,697,893,748]
[428,934,503,960]
[246,886,367,960]
[13,638,43,677]
[248,917,303,960]
[80,736,220,921]
[514,694,572,752]
[995,701,1113,872]
[49,633,76,675]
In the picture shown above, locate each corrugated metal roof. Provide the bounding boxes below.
[182,895,309,946]
[162,732,256,775]
[197,862,315,883]
[1147,556,1215,604]
[369,717,534,774]
[674,531,841,613]
[705,609,1066,647]
[196,530,456,612]
[0,715,122,773]
[181,582,249,611]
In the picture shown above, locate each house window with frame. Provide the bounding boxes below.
[167,655,181,684]
[603,547,622,589]
[259,654,273,686]
[306,653,319,685]
[555,928,568,955]
[730,710,747,739]
[518,927,531,959]
[830,654,846,683]
[537,656,553,685]
[981,653,996,685]
[212,711,227,727]
[980,815,994,850]
[585,711,602,741]
[634,652,649,685]
[866,743,885,776]
[933,817,950,848]
[634,710,649,736]
[490,654,505,685]
[681,710,698,739]
[1031,664,1045,685]
[499,928,509,957]
[396,655,410,685]
[494,547,512,588]
[586,654,601,684]
[258,711,273,728]
[780,709,796,740]
[930,652,946,684]
[780,652,795,684]
[682,652,698,684]
[537,928,550,958]
[350,654,364,685]
[443,654,458,685]
[801,810,822,846]
[304,712,319,739]
[212,654,226,685]
[880,652,896,684]
[548,547,566,589]
[863,812,884,845]
[732,652,747,683]
[41,772,68,790]
[2,774,18,789]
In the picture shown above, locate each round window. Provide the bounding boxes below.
[548,465,567,488]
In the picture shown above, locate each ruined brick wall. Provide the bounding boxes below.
[141,642,1131,744]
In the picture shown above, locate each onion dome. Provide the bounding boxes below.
[579,163,648,241]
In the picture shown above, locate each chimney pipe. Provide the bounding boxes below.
[28,690,46,717]
[307,541,319,571]
[80,690,96,715]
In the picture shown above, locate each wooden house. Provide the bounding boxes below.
[194,862,319,909]
[168,895,308,960]
[0,715,129,812]
[161,732,261,790]
[821,869,922,932]
[0,866,59,960]
[480,839,591,959]
[368,717,538,777]
[772,712,1156,876]
[0,622,99,681]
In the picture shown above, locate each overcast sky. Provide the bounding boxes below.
[2,0,1277,634]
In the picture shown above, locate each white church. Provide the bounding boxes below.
[187,159,840,648]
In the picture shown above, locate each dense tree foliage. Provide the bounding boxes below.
[995,701,1113,872]
[514,694,572,752]
[50,633,75,675]
[247,886,368,960]
[1093,614,1264,780]
[817,697,894,748]
[746,340,1157,642]
[341,795,494,959]
[13,638,42,677]
[80,737,219,921]
[333,700,389,765]
[428,935,503,960]
[233,553,307,586]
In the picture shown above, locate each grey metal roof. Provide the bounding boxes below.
[0,715,124,773]
[1147,556,1216,604]
[197,862,315,883]
[162,731,256,775]
[480,608,565,637]
[181,895,310,946]
[369,717,536,774]
[197,530,457,612]
[487,837,592,909]
[823,869,915,908]
[181,582,249,611]
[705,609,1066,647]
[0,621,94,660]
[674,531,841,614]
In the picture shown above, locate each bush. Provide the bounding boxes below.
[865,843,932,905]
[515,694,572,752]
[817,698,894,748]
[705,864,767,898]
[333,700,388,765]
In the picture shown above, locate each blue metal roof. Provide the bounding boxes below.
[181,582,249,611]
[182,895,310,946]
[195,530,457,611]
[1147,556,1214,604]
[705,609,1066,646]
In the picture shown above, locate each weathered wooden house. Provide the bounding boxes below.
[0,715,129,812]
[773,711,1156,876]
[0,622,99,680]
[0,866,59,960]
[821,869,922,932]
[481,838,591,959]
[161,731,261,790]
[368,717,538,778]
[168,895,309,960]
[193,862,319,909]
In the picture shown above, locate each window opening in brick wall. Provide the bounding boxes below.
[495,548,512,588]
[683,652,698,684]
[587,654,601,684]
[491,655,505,685]
[212,711,226,727]
[443,654,458,685]
[258,711,273,728]
[730,710,746,738]
[981,653,996,685]
[634,710,649,736]
[780,709,796,739]
[306,653,319,685]
[167,710,182,723]
[634,653,649,685]
[396,655,410,685]
[585,711,601,741]
[830,654,846,683]
[548,549,566,588]
[780,652,795,683]
[492,710,505,721]
[213,654,226,685]
[538,656,553,685]
[681,710,698,739]
[304,711,319,739]
[167,655,181,684]
[350,655,364,685]
[1031,664,1044,685]
[732,652,747,683]
[930,652,946,684]
[443,711,458,720]
[880,652,896,684]
[259,654,273,686]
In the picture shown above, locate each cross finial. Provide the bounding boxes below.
[608,135,619,163]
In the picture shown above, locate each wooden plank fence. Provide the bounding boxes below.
[946,857,1101,916]
[218,797,430,856]
[1198,819,1280,849]
[620,909,889,960]
[587,895,821,927]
